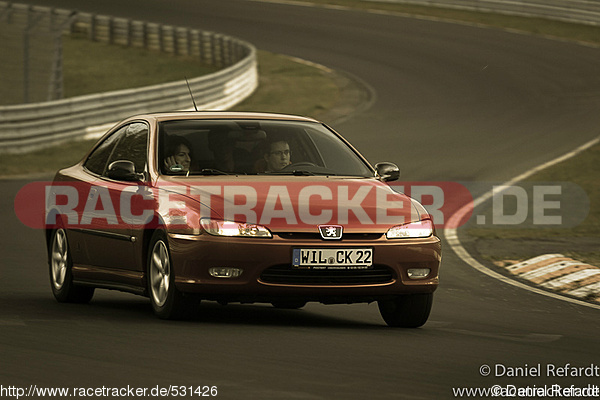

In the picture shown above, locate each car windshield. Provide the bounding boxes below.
[158,119,374,177]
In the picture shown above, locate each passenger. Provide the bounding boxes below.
[164,136,192,173]
[263,140,291,172]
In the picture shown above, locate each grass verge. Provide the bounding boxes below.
[464,142,600,266]
[62,35,219,98]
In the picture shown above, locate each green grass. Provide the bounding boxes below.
[0,35,220,106]
[232,55,338,118]
[63,35,219,98]
[468,143,600,239]
[465,142,600,266]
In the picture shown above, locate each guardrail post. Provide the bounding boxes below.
[0,2,15,22]
[211,34,220,67]
[173,27,180,56]
[107,16,114,44]
[158,24,164,53]
[187,28,192,57]
[126,19,132,47]
[202,31,212,65]
[142,22,148,49]
[89,14,96,41]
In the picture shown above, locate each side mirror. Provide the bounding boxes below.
[107,160,144,182]
[375,162,400,182]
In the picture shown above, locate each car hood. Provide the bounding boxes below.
[159,175,428,233]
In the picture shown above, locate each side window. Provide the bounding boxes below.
[83,127,124,176]
[106,122,149,174]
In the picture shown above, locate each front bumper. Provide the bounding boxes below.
[168,231,441,303]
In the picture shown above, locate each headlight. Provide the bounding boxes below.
[200,218,272,238]
[386,219,433,239]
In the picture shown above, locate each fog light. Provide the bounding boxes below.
[407,268,430,279]
[209,267,243,278]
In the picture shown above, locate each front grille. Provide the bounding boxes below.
[260,264,394,285]
[276,232,383,240]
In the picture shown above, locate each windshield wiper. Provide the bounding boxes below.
[290,170,316,176]
[271,170,339,176]
[269,170,316,176]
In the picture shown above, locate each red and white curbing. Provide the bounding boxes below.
[504,255,600,303]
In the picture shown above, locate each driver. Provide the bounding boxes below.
[264,140,291,172]
[164,135,192,174]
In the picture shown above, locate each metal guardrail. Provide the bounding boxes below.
[367,0,600,26]
[0,2,257,154]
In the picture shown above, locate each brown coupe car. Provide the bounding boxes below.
[46,112,441,327]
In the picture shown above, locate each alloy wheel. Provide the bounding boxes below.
[150,240,171,307]
[51,229,68,290]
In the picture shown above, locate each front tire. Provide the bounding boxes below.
[148,230,198,319]
[378,293,433,328]
[49,229,94,303]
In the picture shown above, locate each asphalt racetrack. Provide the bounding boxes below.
[2,1,600,398]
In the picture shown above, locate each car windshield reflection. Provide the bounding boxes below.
[159,119,374,177]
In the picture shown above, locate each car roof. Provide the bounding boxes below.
[130,111,321,124]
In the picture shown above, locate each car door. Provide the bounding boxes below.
[80,122,149,274]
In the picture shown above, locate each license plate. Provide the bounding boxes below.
[292,248,373,269]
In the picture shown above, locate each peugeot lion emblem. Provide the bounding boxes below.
[318,225,343,240]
